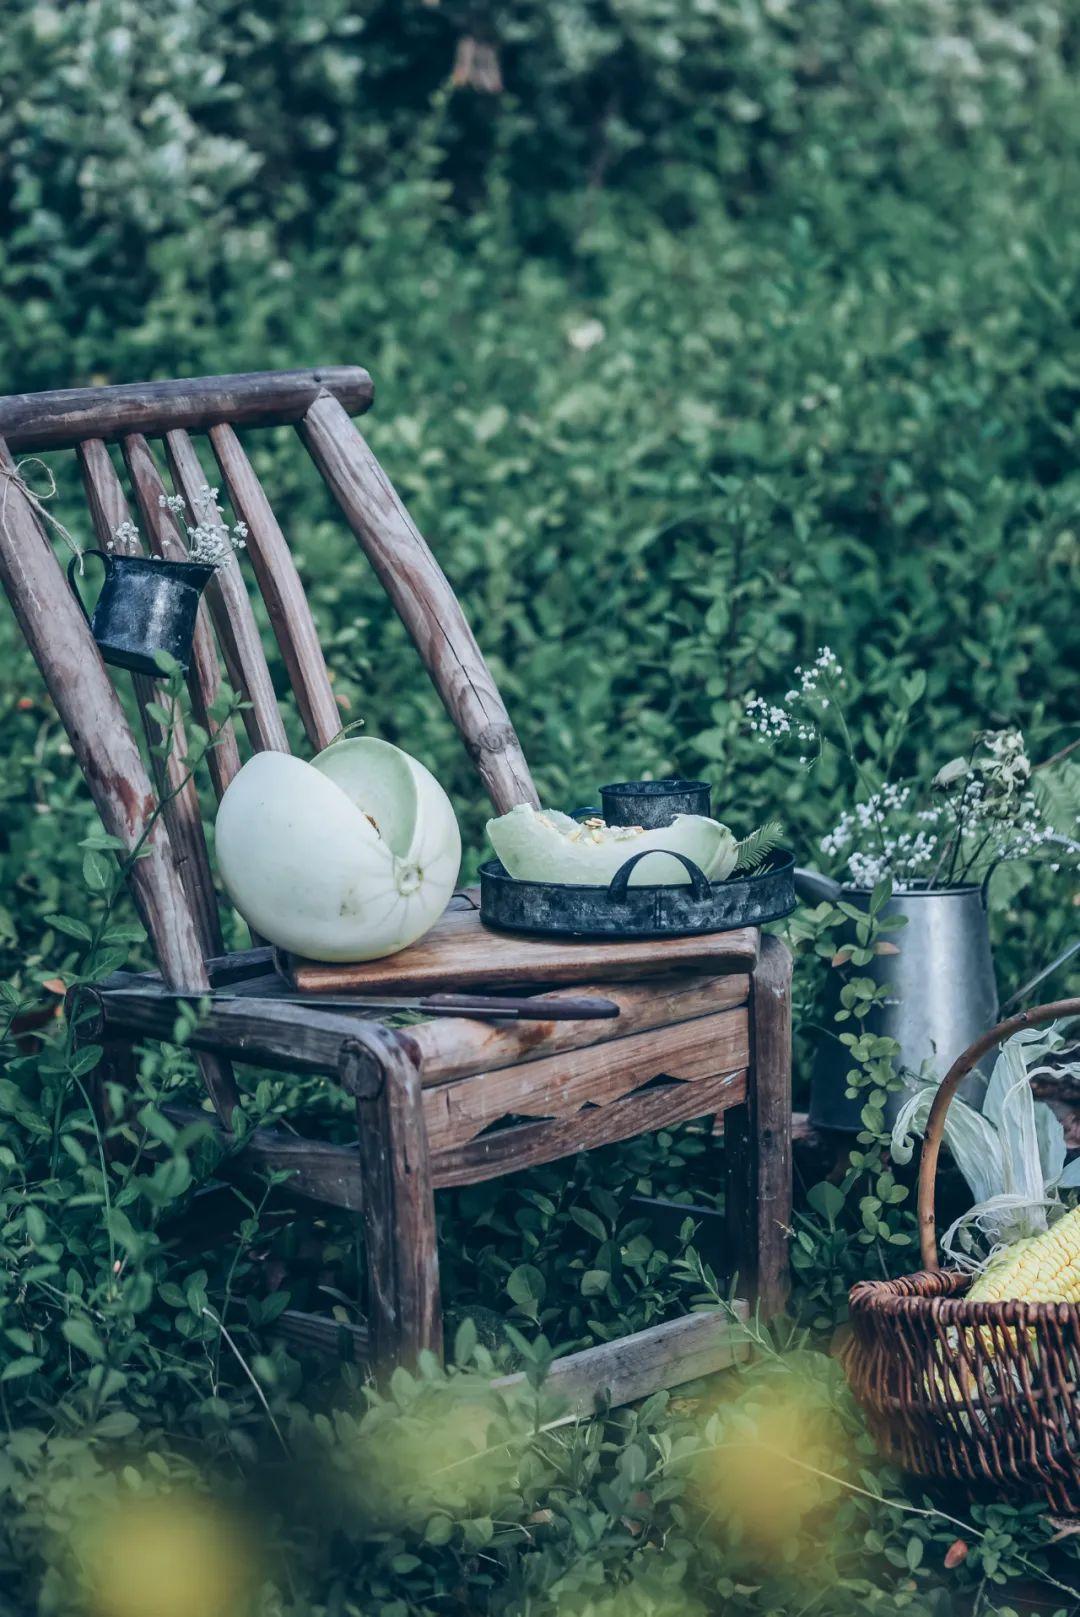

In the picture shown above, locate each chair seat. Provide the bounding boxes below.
[282,888,760,996]
[98,933,754,1188]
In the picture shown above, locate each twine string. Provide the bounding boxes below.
[0,457,85,572]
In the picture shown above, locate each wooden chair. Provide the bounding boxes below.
[0,368,792,1405]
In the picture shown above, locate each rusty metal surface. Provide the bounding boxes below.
[478,849,796,940]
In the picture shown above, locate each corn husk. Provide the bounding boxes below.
[891,1023,1080,1268]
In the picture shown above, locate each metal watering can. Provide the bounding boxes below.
[68,548,215,678]
[797,869,999,1131]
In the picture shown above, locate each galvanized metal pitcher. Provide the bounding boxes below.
[798,870,999,1131]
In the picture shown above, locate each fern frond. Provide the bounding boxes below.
[1033,758,1080,839]
[732,821,784,874]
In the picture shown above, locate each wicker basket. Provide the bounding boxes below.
[845,995,1080,1513]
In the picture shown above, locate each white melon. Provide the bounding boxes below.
[214,738,461,961]
[486,804,736,886]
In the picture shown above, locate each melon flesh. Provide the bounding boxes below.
[214,739,461,961]
[486,804,736,887]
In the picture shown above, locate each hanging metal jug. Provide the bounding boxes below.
[68,548,215,678]
[798,870,999,1131]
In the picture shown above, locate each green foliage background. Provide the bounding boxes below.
[1,3,1079,1613]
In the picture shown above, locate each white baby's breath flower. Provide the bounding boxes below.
[109,519,141,554]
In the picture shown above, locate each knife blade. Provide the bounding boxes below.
[213,989,620,1022]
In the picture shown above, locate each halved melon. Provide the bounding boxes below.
[485,804,736,887]
[215,738,461,961]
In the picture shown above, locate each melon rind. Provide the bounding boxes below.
[215,741,461,962]
[485,803,736,887]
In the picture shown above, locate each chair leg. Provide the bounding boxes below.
[726,934,792,1318]
[354,1041,443,1371]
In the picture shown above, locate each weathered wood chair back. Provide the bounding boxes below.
[0,370,538,1111]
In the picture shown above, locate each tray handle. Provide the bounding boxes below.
[607,849,712,902]
[918,995,1080,1271]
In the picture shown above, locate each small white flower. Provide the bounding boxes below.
[109,519,141,553]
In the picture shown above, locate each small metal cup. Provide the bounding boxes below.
[599,777,711,829]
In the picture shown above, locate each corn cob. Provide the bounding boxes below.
[922,1213,1080,1408]
[967,1205,1080,1304]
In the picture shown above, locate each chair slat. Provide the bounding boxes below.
[120,432,241,798]
[209,423,340,752]
[0,439,240,1122]
[77,438,223,958]
[163,429,289,756]
[299,392,539,815]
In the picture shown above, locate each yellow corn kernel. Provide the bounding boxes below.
[967,1206,1080,1305]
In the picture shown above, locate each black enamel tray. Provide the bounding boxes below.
[478,848,796,940]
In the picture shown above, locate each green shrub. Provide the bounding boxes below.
[2,3,1080,1611]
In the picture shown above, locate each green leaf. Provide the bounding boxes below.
[1,1357,43,1381]
[806,1180,845,1226]
[453,1317,478,1365]
[101,922,147,945]
[869,877,893,915]
[569,1206,607,1242]
[902,669,927,705]
[82,848,112,893]
[79,831,126,852]
[424,1516,454,1546]
[506,1264,546,1317]
[44,914,92,943]
[580,1269,610,1297]
[461,1516,493,1548]
[94,1411,139,1439]
[70,1045,103,1078]
[62,1318,105,1360]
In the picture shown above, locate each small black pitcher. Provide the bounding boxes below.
[599,777,711,828]
[68,549,215,678]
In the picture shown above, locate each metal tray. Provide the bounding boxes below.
[478,848,796,940]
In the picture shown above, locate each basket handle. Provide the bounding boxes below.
[607,849,712,902]
[918,995,1080,1271]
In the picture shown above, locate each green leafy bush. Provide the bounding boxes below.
[1,2,1080,1612]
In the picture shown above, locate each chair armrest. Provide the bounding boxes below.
[71,978,408,1095]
